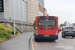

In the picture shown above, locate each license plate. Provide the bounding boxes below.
[68,31,73,33]
[44,35,49,37]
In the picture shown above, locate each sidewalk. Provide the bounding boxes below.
[0,32,33,50]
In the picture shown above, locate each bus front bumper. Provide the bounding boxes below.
[34,35,58,39]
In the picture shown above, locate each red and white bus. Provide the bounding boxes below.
[34,16,58,41]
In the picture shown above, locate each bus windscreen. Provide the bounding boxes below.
[38,17,56,27]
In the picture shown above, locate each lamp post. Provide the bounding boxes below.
[13,0,15,37]
[21,0,23,33]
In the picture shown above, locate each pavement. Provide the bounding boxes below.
[0,32,33,50]
[31,31,75,50]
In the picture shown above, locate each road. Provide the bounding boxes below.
[31,32,75,50]
[0,32,33,50]
[0,31,75,50]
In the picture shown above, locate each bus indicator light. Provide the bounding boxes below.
[55,30,58,36]
[36,27,38,29]
[36,30,38,35]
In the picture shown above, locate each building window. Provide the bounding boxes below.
[0,0,4,12]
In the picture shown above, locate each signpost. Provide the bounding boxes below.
[21,0,23,33]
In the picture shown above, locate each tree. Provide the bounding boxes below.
[73,23,75,26]
[60,24,65,27]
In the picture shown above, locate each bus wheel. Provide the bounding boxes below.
[62,35,64,38]
[34,38,37,41]
[52,39,55,41]
[72,36,73,38]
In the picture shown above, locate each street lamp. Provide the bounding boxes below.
[13,0,15,37]
[13,0,23,36]
[21,0,23,33]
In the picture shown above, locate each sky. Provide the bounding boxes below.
[44,0,75,25]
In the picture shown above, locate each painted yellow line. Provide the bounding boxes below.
[31,36,34,50]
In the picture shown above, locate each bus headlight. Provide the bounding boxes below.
[36,30,38,35]
[55,30,58,36]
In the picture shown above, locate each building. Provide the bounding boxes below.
[0,0,33,32]
[39,0,45,16]
[27,0,39,23]
[0,0,47,32]
[0,0,46,23]
[44,8,47,15]
[0,0,27,22]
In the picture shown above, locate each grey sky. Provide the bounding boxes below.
[44,0,75,25]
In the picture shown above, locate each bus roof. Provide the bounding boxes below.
[36,16,58,18]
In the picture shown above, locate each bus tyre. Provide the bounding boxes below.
[53,39,55,41]
[72,36,73,38]
[34,38,37,41]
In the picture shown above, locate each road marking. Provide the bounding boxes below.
[31,36,34,50]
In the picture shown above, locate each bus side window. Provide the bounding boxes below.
[33,21,36,29]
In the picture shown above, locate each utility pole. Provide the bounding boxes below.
[13,0,15,37]
[21,0,23,33]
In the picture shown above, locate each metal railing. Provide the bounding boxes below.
[0,18,33,25]
[0,18,34,33]
[0,18,22,33]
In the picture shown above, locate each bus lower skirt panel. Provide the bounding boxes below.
[34,35,58,39]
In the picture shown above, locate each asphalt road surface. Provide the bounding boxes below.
[0,32,33,50]
[31,31,75,50]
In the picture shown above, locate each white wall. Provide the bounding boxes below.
[9,0,27,22]
[39,11,43,16]
[22,1,27,21]
[0,12,4,18]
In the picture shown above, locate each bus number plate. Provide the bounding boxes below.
[44,35,49,37]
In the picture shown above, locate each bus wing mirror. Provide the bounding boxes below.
[33,21,35,29]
